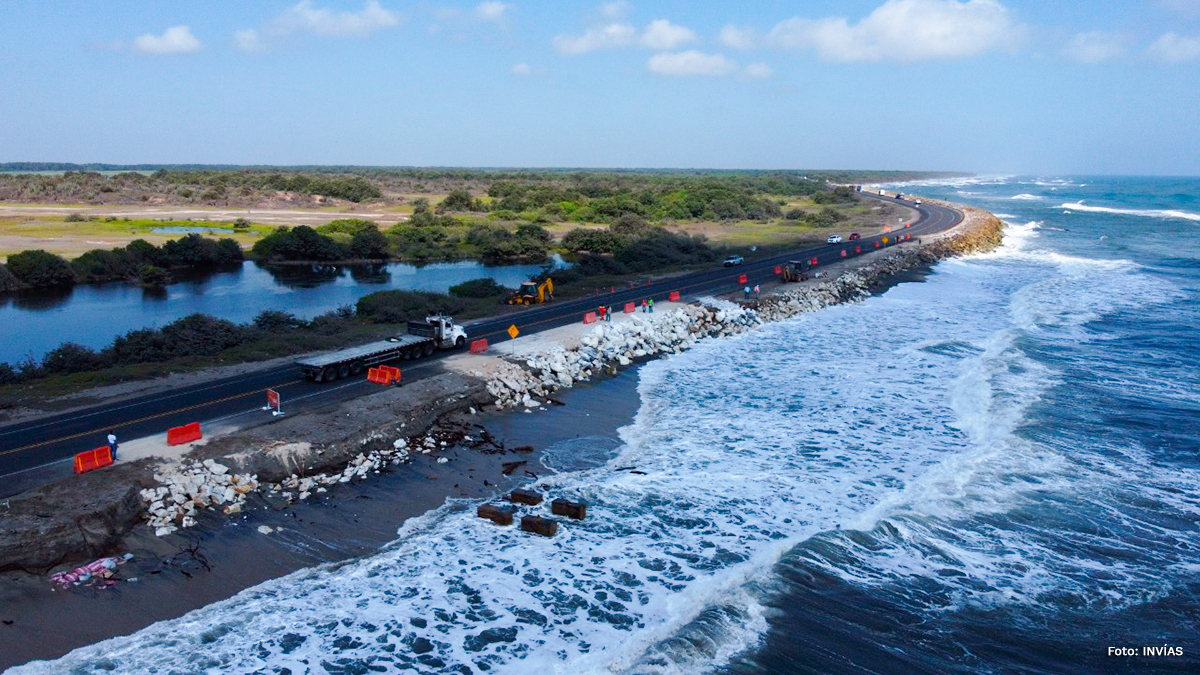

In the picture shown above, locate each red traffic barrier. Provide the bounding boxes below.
[380,365,402,383]
[904,222,910,228]
[367,367,390,385]
[266,388,280,410]
[840,249,847,258]
[469,338,489,354]
[905,233,911,240]
[774,265,782,275]
[668,290,680,302]
[167,422,202,446]
[810,257,818,267]
[855,245,862,253]
[583,312,597,324]
[74,446,113,475]
[875,241,881,248]
[624,302,636,313]
[738,274,747,284]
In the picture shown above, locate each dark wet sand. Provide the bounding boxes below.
[0,369,643,671]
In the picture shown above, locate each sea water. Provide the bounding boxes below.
[10,176,1198,674]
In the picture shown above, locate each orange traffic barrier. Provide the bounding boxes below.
[74,446,113,475]
[624,302,636,313]
[774,265,781,275]
[668,291,680,302]
[367,367,394,385]
[583,312,597,324]
[738,274,747,284]
[855,245,862,254]
[167,422,202,446]
[470,338,488,353]
[380,365,402,382]
[841,249,847,257]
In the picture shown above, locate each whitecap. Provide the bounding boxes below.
[1058,201,1200,222]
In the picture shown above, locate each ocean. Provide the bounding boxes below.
[9,176,1198,674]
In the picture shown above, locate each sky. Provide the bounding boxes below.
[1,0,1198,175]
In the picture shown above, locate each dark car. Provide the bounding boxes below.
[849,233,861,241]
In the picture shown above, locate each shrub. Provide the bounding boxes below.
[5,250,76,287]
[438,190,480,212]
[615,229,714,272]
[561,228,623,254]
[138,265,172,287]
[253,310,300,331]
[349,228,390,259]
[72,249,133,282]
[64,213,87,222]
[160,314,247,356]
[252,226,347,262]
[0,362,18,385]
[42,342,108,373]
[356,290,466,324]
[233,217,251,229]
[610,213,649,237]
[449,278,509,298]
[318,219,377,236]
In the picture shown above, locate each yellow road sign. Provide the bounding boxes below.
[507,324,519,339]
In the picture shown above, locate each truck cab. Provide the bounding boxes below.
[411,315,468,349]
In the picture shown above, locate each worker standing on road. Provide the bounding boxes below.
[107,431,118,461]
[648,298,655,313]
[743,285,751,300]
[641,299,648,313]
[754,284,761,299]
[605,305,612,321]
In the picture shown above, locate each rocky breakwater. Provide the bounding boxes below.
[482,205,1005,407]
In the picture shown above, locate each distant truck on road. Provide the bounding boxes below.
[296,315,468,383]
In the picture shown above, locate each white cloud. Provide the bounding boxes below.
[474,2,509,23]
[234,1,401,51]
[234,29,265,53]
[133,25,202,55]
[718,25,760,51]
[647,50,736,76]
[601,1,632,20]
[274,0,400,37]
[1146,32,1200,62]
[511,62,532,75]
[768,0,1019,62]
[640,19,697,50]
[1063,31,1124,63]
[553,23,636,54]
[744,62,773,78]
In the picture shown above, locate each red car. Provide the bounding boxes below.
[849,233,861,241]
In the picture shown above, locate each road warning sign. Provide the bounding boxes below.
[507,324,520,339]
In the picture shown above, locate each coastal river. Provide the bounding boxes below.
[0,257,563,365]
[11,177,1199,673]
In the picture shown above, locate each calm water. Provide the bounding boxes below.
[12,177,1199,674]
[2,257,563,365]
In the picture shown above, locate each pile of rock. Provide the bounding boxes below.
[141,459,260,537]
[484,301,762,409]
[484,360,554,409]
[268,439,416,502]
[752,270,873,322]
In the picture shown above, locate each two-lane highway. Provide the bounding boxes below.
[0,193,960,494]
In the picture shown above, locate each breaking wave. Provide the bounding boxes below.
[1058,201,1200,222]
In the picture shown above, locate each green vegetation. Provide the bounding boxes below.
[0,233,243,288]
[6,250,76,287]
[448,278,510,298]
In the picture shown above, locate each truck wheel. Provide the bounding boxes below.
[351,361,363,375]
[423,342,435,357]
[407,346,420,360]
[455,336,465,348]
[338,364,351,379]
[321,367,337,382]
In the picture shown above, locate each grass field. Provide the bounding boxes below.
[0,215,272,259]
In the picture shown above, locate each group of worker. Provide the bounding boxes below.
[596,297,657,322]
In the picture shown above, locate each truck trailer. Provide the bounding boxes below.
[296,315,468,383]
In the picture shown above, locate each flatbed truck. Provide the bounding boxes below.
[296,315,468,383]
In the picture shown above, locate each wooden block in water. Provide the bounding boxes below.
[477,503,516,525]
[508,488,543,505]
[550,498,587,520]
[520,515,558,537]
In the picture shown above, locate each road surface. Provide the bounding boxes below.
[0,194,960,495]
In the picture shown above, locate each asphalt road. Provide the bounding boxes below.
[0,193,960,494]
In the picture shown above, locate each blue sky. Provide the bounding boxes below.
[2,1,1198,174]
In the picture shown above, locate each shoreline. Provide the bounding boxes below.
[0,197,1003,669]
